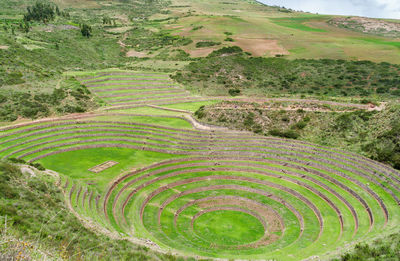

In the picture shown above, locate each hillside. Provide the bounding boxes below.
[1,0,400,260]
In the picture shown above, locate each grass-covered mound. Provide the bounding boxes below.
[173,47,400,98]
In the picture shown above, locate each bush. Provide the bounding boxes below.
[195,41,220,48]
[376,87,388,93]
[8,158,27,164]
[80,24,92,38]
[24,2,56,23]
[269,129,299,139]
[194,105,206,119]
[29,162,45,171]
[228,89,241,96]
[209,46,243,57]
[0,94,7,103]
[391,89,400,96]
[293,121,307,129]
[175,55,400,98]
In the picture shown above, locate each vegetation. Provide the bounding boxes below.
[1,0,400,259]
[333,233,400,260]
[194,101,400,170]
[80,24,92,38]
[0,161,189,260]
[0,77,97,121]
[23,2,56,23]
[124,27,193,52]
[195,41,220,48]
[174,47,400,98]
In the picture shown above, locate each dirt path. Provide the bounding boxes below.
[117,32,128,49]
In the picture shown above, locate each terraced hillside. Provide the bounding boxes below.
[79,72,208,109]
[1,70,400,260]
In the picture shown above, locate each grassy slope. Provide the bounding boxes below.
[195,101,400,169]
[1,0,400,260]
[173,48,400,99]
[0,161,187,261]
[164,0,400,63]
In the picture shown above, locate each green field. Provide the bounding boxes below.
[1,70,399,260]
[1,0,400,259]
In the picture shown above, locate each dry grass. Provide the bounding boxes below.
[232,38,289,56]
[126,50,149,58]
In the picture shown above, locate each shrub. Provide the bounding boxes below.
[194,105,206,119]
[209,46,243,57]
[196,41,221,48]
[80,24,92,38]
[8,158,27,164]
[29,162,45,171]
[269,129,299,139]
[228,89,241,96]
[191,25,204,31]
[391,89,400,96]
[293,121,307,129]
[0,94,7,103]
[24,2,56,23]
[244,113,255,128]
[58,105,85,113]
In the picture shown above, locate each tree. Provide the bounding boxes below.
[102,16,112,25]
[20,20,30,33]
[24,2,56,23]
[80,24,92,38]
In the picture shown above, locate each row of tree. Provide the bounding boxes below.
[23,2,69,23]
[20,2,92,37]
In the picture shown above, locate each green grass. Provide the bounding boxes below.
[2,105,400,259]
[38,148,178,192]
[162,100,219,112]
[86,115,194,129]
[0,161,176,260]
[357,38,400,49]
[270,16,328,32]
[1,0,400,259]
[194,210,265,245]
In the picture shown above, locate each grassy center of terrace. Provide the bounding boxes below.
[193,210,265,246]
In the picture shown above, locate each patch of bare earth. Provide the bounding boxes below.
[186,47,216,57]
[106,26,134,33]
[0,45,9,50]
[164,25,184,29]
[42,24,79,32]
[89,161,119,173]
[53,0,99,8]
[232,38,289,57]
[126,50,148,58]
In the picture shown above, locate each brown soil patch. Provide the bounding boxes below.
[0,45,9,50]
[89,161,118,173]
[106,26,134,33]
[164,25,184,29]
[186,47,216,57]
[126,50,148,58]
[53,0,99,8]
[114,14,130,25]
[232,38,289,57]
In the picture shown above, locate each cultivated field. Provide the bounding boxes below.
[1,70,400,260]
